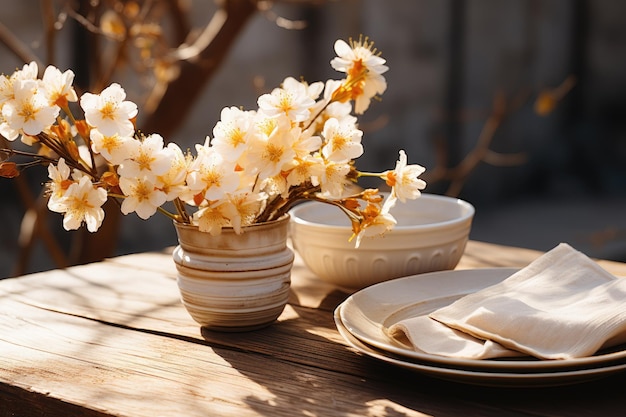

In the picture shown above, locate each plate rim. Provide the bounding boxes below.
[334,305,626,387]
[338,267,626,371]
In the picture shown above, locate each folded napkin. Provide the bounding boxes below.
[387,243,626,360]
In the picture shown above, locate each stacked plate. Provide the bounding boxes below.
[334,268,626,387]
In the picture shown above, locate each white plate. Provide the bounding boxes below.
[339,268,626,372]
[335,306,626,387]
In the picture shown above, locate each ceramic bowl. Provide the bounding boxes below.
[289,194,475,291]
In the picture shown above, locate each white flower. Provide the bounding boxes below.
[220,191,266,233]
[48,176,108,233]
[311,160,351,199]
[354,196,397,248]
[246,126,297,180]
[285,154,324,188]
[119,175,167,220]
[90,129,138,166]
[41,65,78,107]
[211,106,254,162]
[331,37,388,114]
[243,114,297,179]
[12,62,39,82]
[0,62,39,107]
[323,101,357,127]
[47,158,72,208]
[156,142,192,201]
[257,77,316,122]
[0,118,19,141]
[1,79,60,137]
[80,83,138,136]
[117,134,174,180]
[192,204,231,236]
[291,127,322,159]
[321,118,363,163]
[186,145,240,201]
[386,150,427,202]
[0,75,14,106]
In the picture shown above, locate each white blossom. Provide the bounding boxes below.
[257,77,316,122]
[386,150,427,202]
[117,134,174,181]
[48,176,108,232]
[80,83,137,136]
[354,196,397,248]
[321,117,363,163]
[90,129,138,166]
[186,145,240,201]
[41,65,78,107]
[211,106,254,162]
[119,175,167,220]
[1,79,59,137]
[331,38,388,114]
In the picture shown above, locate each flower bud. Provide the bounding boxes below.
[0,162,20,178]
[101,171,119,188]
[74,120,91,139]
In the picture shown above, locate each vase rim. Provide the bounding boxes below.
[173,214,290,233]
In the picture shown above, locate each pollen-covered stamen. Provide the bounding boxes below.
[278,91,295,114]
[349,35,380,56]
[132,180,154,202]
[100,101,117,120]
[264,143,284,163]
[136,149,156,171]
[202,169,223,188]
[228,128,246,147]
[18,102,38,122]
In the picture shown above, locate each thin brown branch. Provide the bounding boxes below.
[482,149,528,166]
[0,21,41,67]
[257,1,308,30]
[40,0,56,65]
[64,4,114,38]
[141,0,259,138]
[14,195,70,276]
[166,7,229,62]
[445,106,503,197]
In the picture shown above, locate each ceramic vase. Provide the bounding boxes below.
[172,215,294,331]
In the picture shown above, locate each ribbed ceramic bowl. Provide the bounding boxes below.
[289,194,474,291]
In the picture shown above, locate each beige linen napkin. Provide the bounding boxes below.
[387,314,522,359]
[388,243,626,360]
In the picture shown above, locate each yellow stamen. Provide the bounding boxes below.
[100,101,117,120]
[136,150,155,171]
[18,102,38,122]
[265,143,283,163]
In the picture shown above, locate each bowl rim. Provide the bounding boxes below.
[289,193,475,232]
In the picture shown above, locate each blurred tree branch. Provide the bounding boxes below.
[0,0,270,274]
[425,76,576,198]
[142,0,258,137]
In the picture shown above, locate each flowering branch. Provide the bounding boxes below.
[0,36,427,247]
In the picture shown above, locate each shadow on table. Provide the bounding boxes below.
[200,288,626,417]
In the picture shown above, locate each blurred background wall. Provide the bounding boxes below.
[1,0,625,278]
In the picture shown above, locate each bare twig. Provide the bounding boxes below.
[257,1,308,30]
[141,0,259,138]
[167,7,228,62]
[0,21,42,67]
[40,0,56,65]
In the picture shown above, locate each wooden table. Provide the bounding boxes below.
[2,240,626,417]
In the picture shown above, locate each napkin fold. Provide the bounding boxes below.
[387,243,626,360]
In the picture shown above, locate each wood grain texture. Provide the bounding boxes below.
[2,240,626,416]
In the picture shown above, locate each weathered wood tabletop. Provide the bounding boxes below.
[2,240,626,417]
